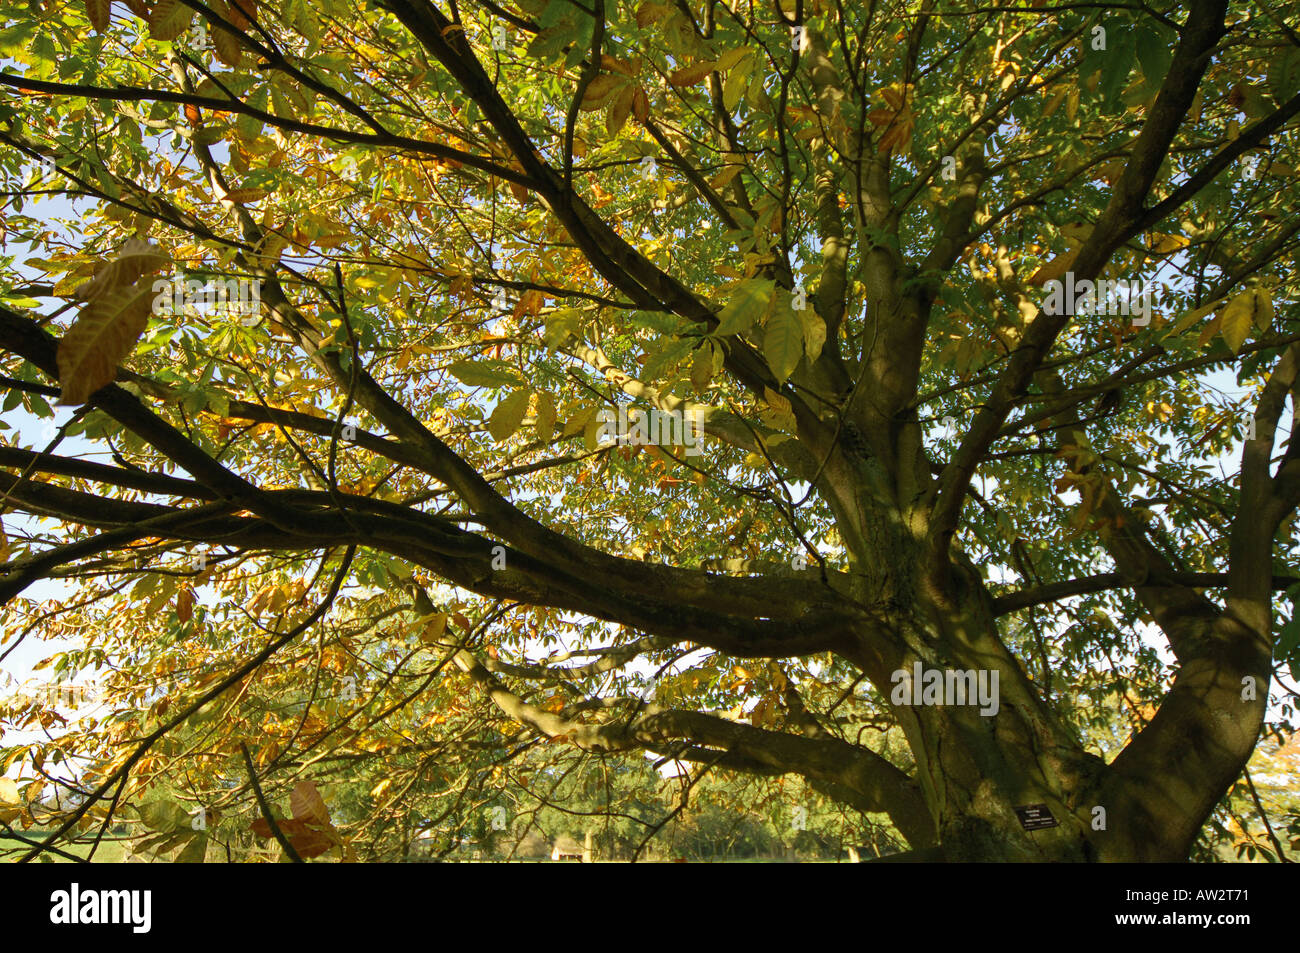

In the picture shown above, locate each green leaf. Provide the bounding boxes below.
[488,388,531,441]
[206,389,230,417]
[543,309,581,348]
[447,360,523,388]
[714,278,774,336]
[175,834,208,862]
[641,335,695,382]
[31,33,58,66]
[1098,32,1136,106]
[763,298,803,383]
[526,26,573,60]
[1135,24,1173,91]
[0,21,39,57]
[237,87,268,139]
[139,800,190,832]
[1268,47,1300,102]
[690,344,713,391]
[1277,614,1300,660]
[722,53,754,111]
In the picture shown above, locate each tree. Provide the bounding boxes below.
[1,0,1298,862]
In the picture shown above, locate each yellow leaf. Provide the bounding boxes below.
[690,344,713,392]
[1146,232,1190,255]
[562,404,595,438]
[1168,298,1223,336]
[715,46,753,72]
[74,237,170,301]
[799,308,827,362]
[148,0,194,41]
[635,2,672,28]
[1042,86,1067,117]
[1028,247,1081,287]
[1198,309,1225,348]
[761,386,797,433]
[57,283,155,405]
[488,388,531,442]
[1249,287,1275,331]
[709,164,744,190]
[1220,289,1270,353]
[534,392,557,442]
[246,584,275,615]
[763,300,803,383]
[419,612,448,644]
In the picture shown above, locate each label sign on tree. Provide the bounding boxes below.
[1014,804,1059,831]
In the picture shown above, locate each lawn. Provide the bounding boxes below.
[1,832,130,863]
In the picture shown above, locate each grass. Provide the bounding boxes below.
[1,831,130,863]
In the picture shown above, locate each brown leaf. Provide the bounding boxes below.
[601,55,637,76]
[176,587,194,623]
[245,584,274,615]
[250,815,336,858]
[227,0,256,29]
[668,60,719,87]
[57,283,155,405]
[85,0,111,32]
[631,86,650,123]
[287,827,336,859]
[579,74,624,111]
[289,780,331,826]
[224,187,268,204]
[607,85,635,137]
[211,3,244,66]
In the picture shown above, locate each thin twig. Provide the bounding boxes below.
[241,742,304,863]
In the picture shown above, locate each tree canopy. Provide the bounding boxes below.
[1,0,1299,862]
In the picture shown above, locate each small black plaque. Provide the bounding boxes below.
[1014,803,1058,831]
